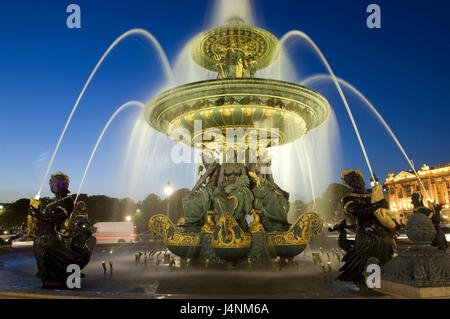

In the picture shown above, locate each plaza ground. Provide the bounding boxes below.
[0,236,409,299]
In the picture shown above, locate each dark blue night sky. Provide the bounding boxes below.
[0,0,449,202]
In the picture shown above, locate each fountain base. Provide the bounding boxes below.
[149,211,322,268]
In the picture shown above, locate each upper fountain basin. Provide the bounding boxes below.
[145,78,331,148]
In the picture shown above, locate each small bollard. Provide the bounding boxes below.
[274,256,281,271]
[155,256,161,271]
[327,261,332,281]
[186,258,191,272]
[169,257,176,269]
[320,262,327,281]
[163,252,171,264]
[247,257,252,271]
[109,261,113,279]
[149,250,155,260]
[336,251,342,265]
[205,258,210,270]
[101,261,107,279]
[135,252,139,265]
[312,252,322,265]
[144,253,148,268]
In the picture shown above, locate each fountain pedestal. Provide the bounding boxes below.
[376,212,450,298]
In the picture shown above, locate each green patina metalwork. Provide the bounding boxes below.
[146,20,326,266]
[145,78,330,148]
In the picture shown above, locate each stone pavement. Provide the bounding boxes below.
[0,243,389,299]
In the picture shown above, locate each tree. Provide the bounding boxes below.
[134,193,163,233]
[287,199,306,224]
[315,183,352,222]
[0,199,29,228]
[119,198,136,221]
[163,188,191,224]
[85,195,120,223]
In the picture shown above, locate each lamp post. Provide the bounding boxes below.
[164,181,174,220]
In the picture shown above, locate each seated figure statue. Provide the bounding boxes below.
[248,154,290,232]
[215,48,256,79]
[210,147,253,230]
[182,151,220,226]
[28,172,95,288]
[213,174,254,232]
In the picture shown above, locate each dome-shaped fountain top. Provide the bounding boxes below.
[191,18,279,73]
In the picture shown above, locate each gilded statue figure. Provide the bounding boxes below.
[335,169,398,288]
[28,172,95,288]
[215,48,256,79]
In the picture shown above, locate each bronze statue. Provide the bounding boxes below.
[28,172,95,288]
[215,48,256,79]
[411,192,447,251]
[182,151,220,226]
[335,169,397,288]
[192,150,220,193]
[248,153,290,232]
[328,219,356,253]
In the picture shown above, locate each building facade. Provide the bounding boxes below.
[384,163,450,225]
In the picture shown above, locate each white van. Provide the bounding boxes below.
[93,221,137,244]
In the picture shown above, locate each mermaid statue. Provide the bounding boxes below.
[28,172,95,288]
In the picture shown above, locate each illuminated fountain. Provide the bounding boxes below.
[33,1,434,274]
[146,17,326,266]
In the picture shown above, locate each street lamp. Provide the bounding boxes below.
[164,181,174,220]
[125,215,132,222]
[164,181,174,196]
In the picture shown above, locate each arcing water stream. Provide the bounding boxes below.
[300,74,431,200]
[35,29,173,199]
[278,30,376,183]
[74,101,146,204]
[35,0,433,212]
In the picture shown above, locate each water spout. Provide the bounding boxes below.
[36,28,172,199]
[300,74,431,200]
[74,101,146,204]
[279,30,375,182]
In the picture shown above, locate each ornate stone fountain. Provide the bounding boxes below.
[146,18,328,267]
